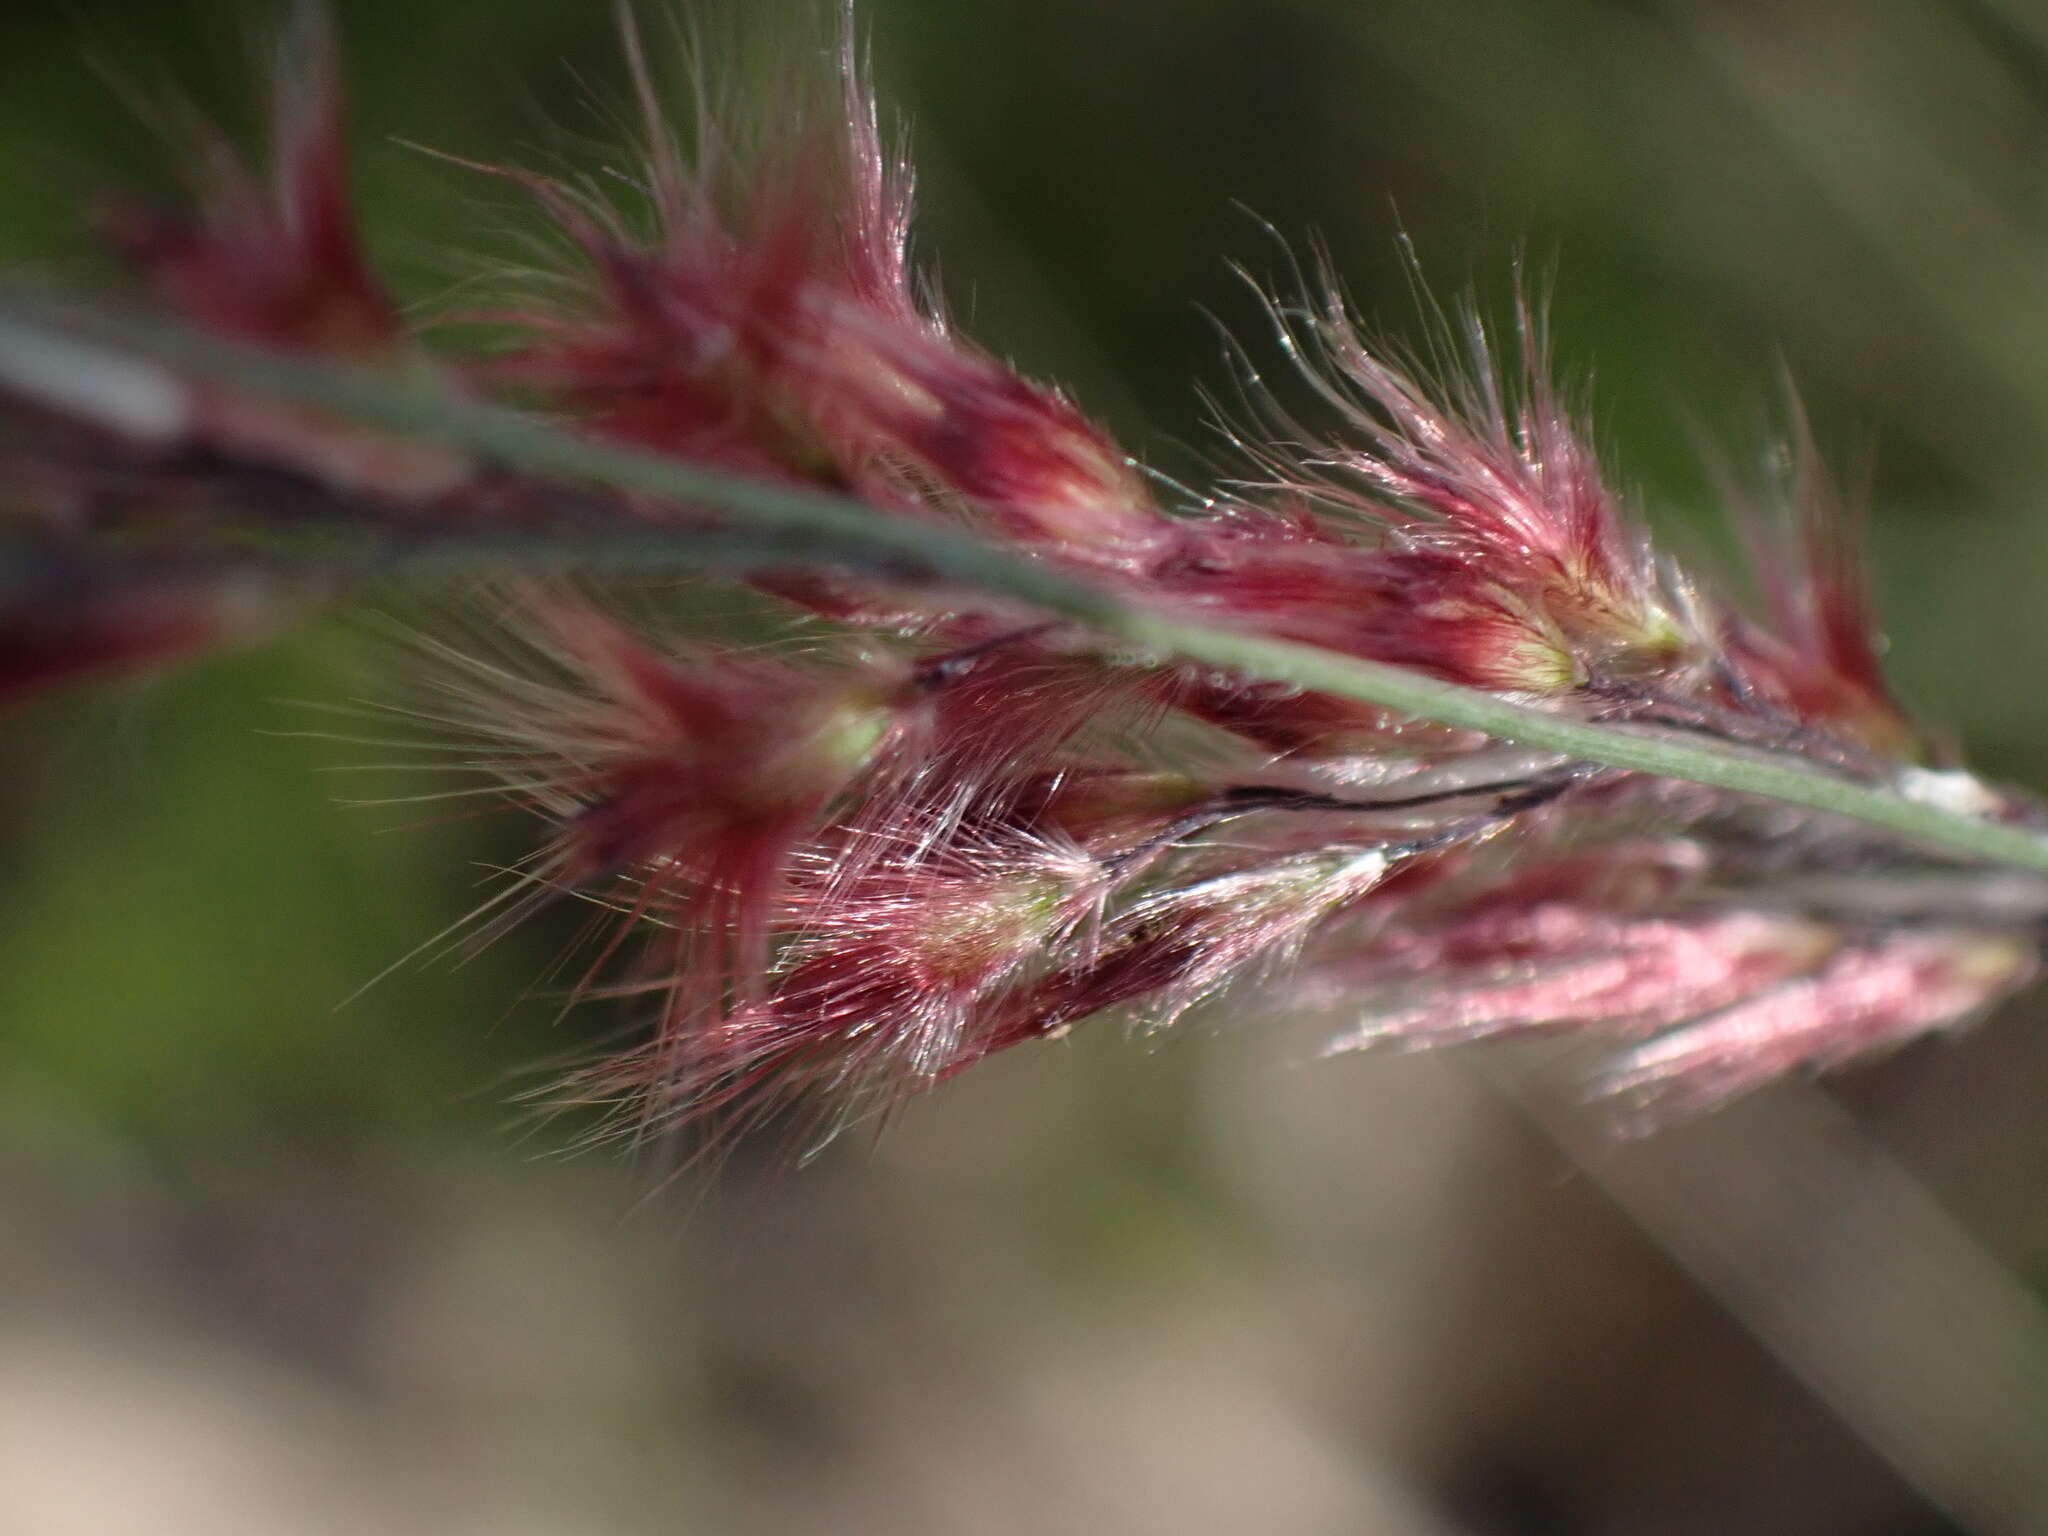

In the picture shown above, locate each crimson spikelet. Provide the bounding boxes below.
[482,23,1160,575]
[626,829,1102,1142]
[409,590,923,1014]
[4,11,2044,1148]
[101,33,397,362]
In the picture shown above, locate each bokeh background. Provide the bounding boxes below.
[7,0,2048,1531]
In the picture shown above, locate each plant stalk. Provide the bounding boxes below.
[7,291,2048,875]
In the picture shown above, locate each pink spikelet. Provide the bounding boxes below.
[100,14,398,361]
[3,9,2045,1148]
[400,587,926,1021]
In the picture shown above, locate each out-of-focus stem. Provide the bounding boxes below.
[1492,1054,2048,1536]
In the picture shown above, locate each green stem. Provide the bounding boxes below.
[8,292,2048,875]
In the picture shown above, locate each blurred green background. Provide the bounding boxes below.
[8,1,2048,1531]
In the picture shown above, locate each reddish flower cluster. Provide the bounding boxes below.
[2,13,2041,1146]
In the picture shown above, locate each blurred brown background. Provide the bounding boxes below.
[7,0,2048,1531]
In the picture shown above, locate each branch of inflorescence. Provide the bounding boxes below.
[8,288,2048,877]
